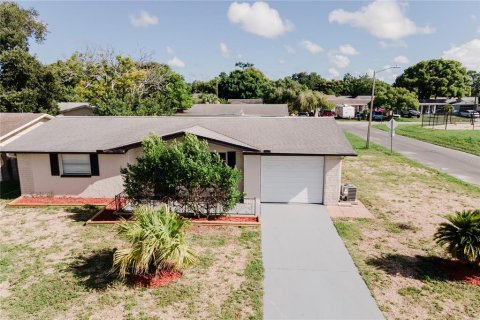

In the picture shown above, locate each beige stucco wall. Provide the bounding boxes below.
[323,156,342,205]
[243,155,261,199]
[17,153,131,197]
[60,108,94,116]
[17,141,246,198]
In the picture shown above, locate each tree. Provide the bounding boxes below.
[0,2,59,113]
[0,2,48,52]
[112,205,196,280]
[218,63,270,99]
[191,79,218,95]
[434,209,480,266]
[290,72,325,91]
[394,59,470,99]
[263,77,307,109]
[52,51,193,115]
[0,48,59,113]
[121,133,242,219]
[467,70,480,97]
[291,90,334,113]
[374,84,419,112]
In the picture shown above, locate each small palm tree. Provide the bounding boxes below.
[434,209,480,266]
[112,205,196,279]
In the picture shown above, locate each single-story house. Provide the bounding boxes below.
[0,113,53,181]
[177,104,289,117]
[1,116,356,205]
[58,102,96,116]
[325,96,371,113]
[419,97,479,114]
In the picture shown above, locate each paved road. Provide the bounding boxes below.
[261,203,383,319]
[338,121,480,187]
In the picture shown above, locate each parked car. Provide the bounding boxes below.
[459,110,480,118]
[298,111,310,117]
[372,111,384,121]
[321,110,334,117]
[400,109,421,118]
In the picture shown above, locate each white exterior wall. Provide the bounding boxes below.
[323,156,343,205]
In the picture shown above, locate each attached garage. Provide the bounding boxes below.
[261,156,324,204]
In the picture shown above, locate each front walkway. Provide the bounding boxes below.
[261,203,383,319]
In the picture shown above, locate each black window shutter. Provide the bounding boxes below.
[227,152,236,168]
[90,154,99,176]
[49,153,59,176]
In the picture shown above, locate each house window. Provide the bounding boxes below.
[211,151,236,168]
[61,154,91,176]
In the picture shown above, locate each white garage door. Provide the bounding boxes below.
[261,156,324,203]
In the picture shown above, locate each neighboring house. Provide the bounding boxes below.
[227,98,263,104]
[326,96,371,113]
[0,113,53,181]
[1,116,355,205]
[177,104,289,117]
[419,97,479,114]
[58,102,96,116]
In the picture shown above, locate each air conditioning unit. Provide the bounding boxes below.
[341,184,357,202]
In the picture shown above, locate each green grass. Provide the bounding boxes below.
[373,123,480,156]
[336,133,480,319]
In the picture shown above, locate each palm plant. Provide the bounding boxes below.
[112,205,196,279]
[434,209,480,266]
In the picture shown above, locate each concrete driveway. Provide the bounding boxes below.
[261,203,383,319]
[338,121,480,187]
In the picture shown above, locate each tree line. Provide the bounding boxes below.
[1,2,479,116]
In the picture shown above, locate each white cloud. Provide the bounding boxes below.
[442,39,480,71]
[167,56,186,68]
[219,42,230,58]
[366,68,374,77]
[278,59,285,64]
[129,10,159,27]
[338,44,359,55]
[329,53,350,68]
[379,40,407,48]
[392,55,410,65]
[300,40,323,54]
[328,0,434,40]
[328,68,340,79]
[285,45,296,54]
[166,46,174,55]
[227,1,293,38]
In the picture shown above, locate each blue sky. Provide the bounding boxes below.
[23,1,480,83]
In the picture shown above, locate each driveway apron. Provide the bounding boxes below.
[261,203,383,319]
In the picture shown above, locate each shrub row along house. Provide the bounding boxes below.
[1,114,355,205]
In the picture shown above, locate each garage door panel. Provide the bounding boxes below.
[261,156,324,203]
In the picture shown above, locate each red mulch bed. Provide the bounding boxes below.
[10,196,113,207]
[439,259,480,286]
[130,270,182,288]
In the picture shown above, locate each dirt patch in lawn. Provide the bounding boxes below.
[0,205,262,320]
[338,134,480,320]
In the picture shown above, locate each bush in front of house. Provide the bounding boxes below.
[121,133,242,219]
[112,205,196,283]
[434,209,480,266]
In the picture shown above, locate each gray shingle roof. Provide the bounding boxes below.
[1,116,356,156]
[58,102,94,113]
[178,104,289,117]
[0,113,51,138]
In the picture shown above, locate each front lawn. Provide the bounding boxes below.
[0,204,262,319]
[374,124,480,156]
[335,133,480,319]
